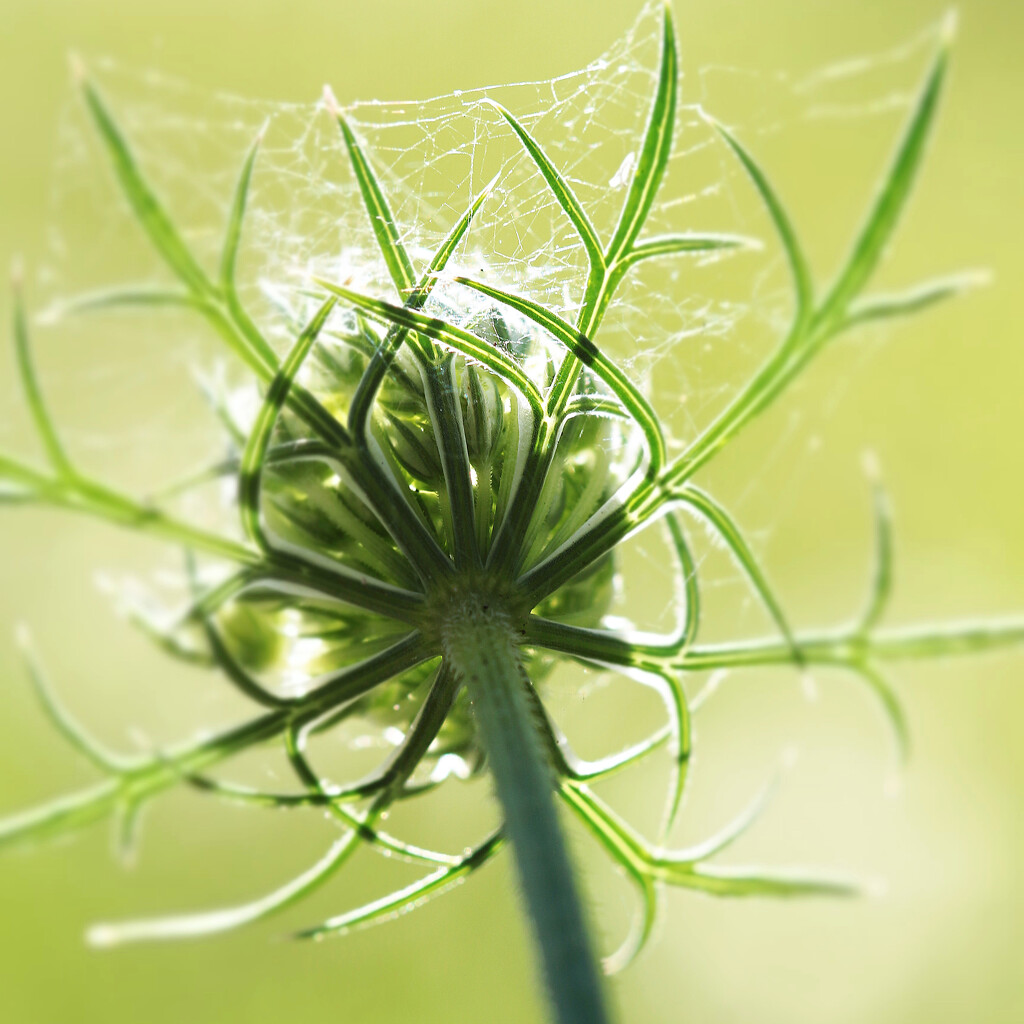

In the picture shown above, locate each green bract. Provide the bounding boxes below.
[1,3,1021,1012]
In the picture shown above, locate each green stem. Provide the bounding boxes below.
[443,604,613,1024]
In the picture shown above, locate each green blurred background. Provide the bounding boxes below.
[1,1,1022,1022]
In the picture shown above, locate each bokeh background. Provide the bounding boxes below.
[1,1,1022,1022]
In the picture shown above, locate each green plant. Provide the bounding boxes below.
[2,5,1021,1023]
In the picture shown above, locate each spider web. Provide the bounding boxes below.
[31,2,941,464]
[23,3,943,633]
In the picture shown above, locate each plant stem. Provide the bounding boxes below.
[443,604,613,1024]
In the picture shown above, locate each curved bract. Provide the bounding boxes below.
[2,4,1021,1009]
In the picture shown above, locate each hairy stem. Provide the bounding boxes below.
[443,605,613,1024]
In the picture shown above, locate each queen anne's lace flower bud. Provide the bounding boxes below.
[212,291,630,778]
[1,8,1019,1024]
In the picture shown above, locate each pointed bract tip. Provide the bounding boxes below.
[696,106,721,130]
[115,836,139,870]
[256,116,270,144]
[36,303,62,327]
[117,850,138,871]
[321,85,339,117]
[14,621,32,653]
[860,448,882,484]
[940,8,959,46]
[704,668,727,696]
[800,671,818,702]
[482,171,502,196]
[883,772,906,800]
[864,876,889,900]
[85,924,119,950]
[68,51,86,86]
[960,267,993,290]
[477,97,508,120]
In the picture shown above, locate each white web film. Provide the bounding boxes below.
[33,3,943,496]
